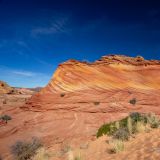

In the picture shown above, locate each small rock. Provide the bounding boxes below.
[80,142,89,149]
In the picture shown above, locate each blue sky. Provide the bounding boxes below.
[0,0,160,87]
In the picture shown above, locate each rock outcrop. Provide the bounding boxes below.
[1,55,160,159]
[0,81,16,94]
[0,81,36,95]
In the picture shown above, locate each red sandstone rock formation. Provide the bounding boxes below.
[1,55,160,159]
[25,54,160,112]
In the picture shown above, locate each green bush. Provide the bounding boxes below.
[97,112,160,138]
[11,138,42,160]
[129,98,137,105]
[119,117,128,128]
[1,115,12,123]
[96,117,128,138]
[96,122,117,138]
[113,128,129,141]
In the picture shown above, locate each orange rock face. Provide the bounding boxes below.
[1,55,160,159]
[39,55,160,94]
[25,55,160,112]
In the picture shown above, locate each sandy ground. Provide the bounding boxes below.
[51,128,160,160]
[0,94,32,111]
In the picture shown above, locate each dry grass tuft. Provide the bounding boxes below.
[135,121,146,133]
[110,140,124,153]
[32,147,51,160]
[127,116,133,135]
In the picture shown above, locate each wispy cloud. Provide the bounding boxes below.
[12,70,35,77]
[35,58,54,67]
[32,16,69,36]
[17,41,28,48]
[0,65,51,87]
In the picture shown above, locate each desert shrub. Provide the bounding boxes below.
[129,98,137,105]
[32,147,51,160]
[146,113,160,128]
[140,114,148,124]
[129,112,142,122]
[129,113,148,133]
[1,115,12,123]
[113,128,129,141]
[97,112,159,138]
[93,102,100,105]
[11,138,42,160]
[60,93,65,97]
[110,140,124,153]
[96,122,117,138]
[97,117,128,138]
[119,117,128,128]
[151,123,159,128]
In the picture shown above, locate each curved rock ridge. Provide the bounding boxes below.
[60,55,160,66]
[38,55,160,95]
[23,54,160,117]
